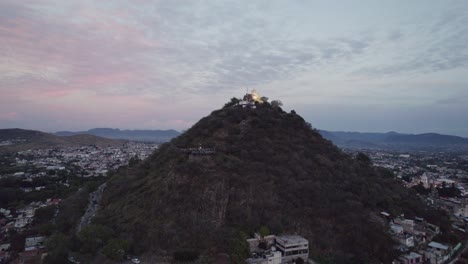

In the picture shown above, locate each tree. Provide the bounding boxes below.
[10,231,25,251]
[0,187,23,207]
[296,257,305,264]
[34,206,55,225]
[78,224,114,253]
[412,183,429,195]
[229,231,250,264]
[129,155,140,167]
[46,233,69,249]
[259,226,270,237]
[224,97,241,107]
[356,153,371,164]
[103,239,129,260]
[43,250,68,264]
[271,100,283,107]
[43,233,69,264]
[260,96,269,103]
[173,250,200,262]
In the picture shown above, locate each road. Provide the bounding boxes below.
[76,183,107,233]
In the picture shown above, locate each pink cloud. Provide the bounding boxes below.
[0,1,157,86]
[40,89,73,97]
[0,1,205,131]
[78,72,136,86]
[0,112,18,120]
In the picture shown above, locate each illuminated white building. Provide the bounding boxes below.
[240,89,263,108]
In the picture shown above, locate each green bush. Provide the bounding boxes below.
[103,239,129,260]
[78,224,114,254]
[173,250,200,262]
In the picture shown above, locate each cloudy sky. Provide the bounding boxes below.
[1,0,468,136]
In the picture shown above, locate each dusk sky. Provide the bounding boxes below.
[1,1,468,136]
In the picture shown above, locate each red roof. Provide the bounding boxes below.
[19,249,39,257]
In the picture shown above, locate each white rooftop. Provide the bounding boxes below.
[380,211,390,217]
[428,241,449,250]
[401,252,422,259]
[276,235,308,245]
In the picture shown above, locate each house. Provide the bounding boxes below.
[426,223,440,235]
[1,222,14,233]
[14,216,30,229]
[239,90,263,109]
[46,199,61,206]
[24,207,35,218]
[0,243,11,252]
[0,208,12,218]
[427,241,449,255]
[275,235,309,264]
[394,218,415,233]
[421,250,448,264]
[420,174,430,188]
[247,233,276,252]
[381,211,391,219]
[398,252,423,264]
[396,234,415,248]
[390,224,404,234]
[420,242,451,264]
[25,236,46,251]
[247,251,282,264]
[246,234,309,264]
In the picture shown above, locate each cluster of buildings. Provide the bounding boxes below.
[0,199,60,263]
[0,142,158,263]
[5,142,157,179]
[349,150,468,221]
[0,139,26,147]
[359,151,467,186]
[0,235,49,263]
[343,149,468,263]
[0,235,47,263]
[381,213,459,264]
[1,199,60,230]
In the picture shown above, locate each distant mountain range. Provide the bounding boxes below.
[318,130,468,151]
[3,127,467,152]
[0,128,125,152]
[55,128,180,142]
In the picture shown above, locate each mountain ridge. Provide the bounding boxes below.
[7,126,467,151]
[318,130,468,151]
[58,127,468,150]
[0,128,125,152]
[55,128,180,142]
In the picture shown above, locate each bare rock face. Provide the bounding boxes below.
[97,102,449,264]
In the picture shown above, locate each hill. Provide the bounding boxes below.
[55,128,180,142]
[318,130,468,151]
[0,128,125,152]
[97,101,451,263]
